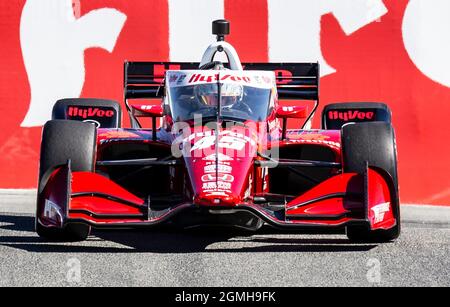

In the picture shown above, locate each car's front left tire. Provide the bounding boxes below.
[341,122,401,243]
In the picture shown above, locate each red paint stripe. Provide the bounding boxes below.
[225,0,268,62]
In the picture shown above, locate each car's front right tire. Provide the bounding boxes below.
[36,120,97,241]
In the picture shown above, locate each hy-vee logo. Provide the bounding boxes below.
[68,107,115,119]
[188,73,252,84]
[328,110,375,122]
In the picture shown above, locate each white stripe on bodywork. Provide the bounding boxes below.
[168,0,224,62]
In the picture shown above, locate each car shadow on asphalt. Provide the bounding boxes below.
[0,214,378,253]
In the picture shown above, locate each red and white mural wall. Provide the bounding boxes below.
[0,0,449,205]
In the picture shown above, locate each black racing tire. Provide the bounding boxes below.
[342,122,400,243]
[36,223,92,242]
[36,120,97,241]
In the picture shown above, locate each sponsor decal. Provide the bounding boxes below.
[185,130,255,144]
[328,110,375,121]
[43,199,63,222]
[201,174,234,183]
[202,181,232,191]
[169,74,179,83]
[167,71,274,89]
[177,75,187,84]
[68,106,115,119]
[297,133,330,141]
[166,72,187,84]
[289,139,341,148]
[281,106,295,112]
[99,131,140,139]
[204,164,232,174]
[203,153,233,161]
[371,202,391,224]
[287,133,340,147]
[139,105,160,111]
[205,191,230,197]
[188,73,252,84]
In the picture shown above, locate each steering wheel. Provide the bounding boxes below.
[222,101,253,116]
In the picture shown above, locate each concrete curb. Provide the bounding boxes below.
[0,189,37,214]
[401,204,450,226]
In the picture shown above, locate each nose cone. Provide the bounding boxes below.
[183,126,258,206]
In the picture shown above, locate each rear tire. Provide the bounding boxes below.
[36,120,97,241]
[342,122,400,243]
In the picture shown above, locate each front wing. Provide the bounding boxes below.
[36,161,397,231]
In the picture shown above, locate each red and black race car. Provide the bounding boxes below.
[36,20,400,242]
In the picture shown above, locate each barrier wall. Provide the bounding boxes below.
[0,0,449,205]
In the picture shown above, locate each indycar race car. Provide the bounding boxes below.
[36,20,400,242]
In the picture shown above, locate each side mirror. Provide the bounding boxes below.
[130,104,163,140]
[276,106,308,140]
[276,106,308,119]
[131,104,164,117]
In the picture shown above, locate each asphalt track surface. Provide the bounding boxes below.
[0,190,449,287]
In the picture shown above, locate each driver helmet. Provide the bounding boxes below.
[195,83,243,107]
